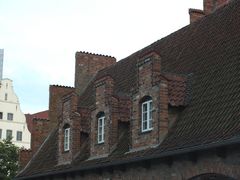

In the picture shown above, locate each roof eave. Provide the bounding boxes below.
[15,136,240,180]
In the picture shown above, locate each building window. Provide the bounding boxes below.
[97,112,105,144]
[0,129,2,139]
[16,131,22,141]
[141,96,153,132]
[0,112,2,119]
[7,113,13,120]
[5,93,7,101]
[6,130,12,140]
[64,127,70,151]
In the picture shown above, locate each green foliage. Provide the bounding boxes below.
[0,138,19,180]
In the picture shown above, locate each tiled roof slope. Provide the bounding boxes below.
[17,0,240,178]
[18,128,67,177]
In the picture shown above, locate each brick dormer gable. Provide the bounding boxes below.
[58,91,79,165]
[89,75,131,158]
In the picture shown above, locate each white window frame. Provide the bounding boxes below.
[64,128,70,151]
[98,116,105,143]
[141,99,153,132]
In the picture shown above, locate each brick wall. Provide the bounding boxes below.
[189,9,205,23]
[47,145,240,180]
[18,149,32,170]
[31,118,50,154]
[75,52,116,95]
[19,117,50,170]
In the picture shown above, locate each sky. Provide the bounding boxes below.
[0,0,203,114]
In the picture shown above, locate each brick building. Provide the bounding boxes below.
[17,0,240,179]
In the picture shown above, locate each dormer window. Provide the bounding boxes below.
[141,96,153,132]
[64,126,70,151]
[97,112,105,144]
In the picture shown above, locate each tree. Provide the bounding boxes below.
[0,138,19,180]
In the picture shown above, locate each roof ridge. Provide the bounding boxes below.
[51,85,74,89]
[76,51,115,59]
[32,118,49,121]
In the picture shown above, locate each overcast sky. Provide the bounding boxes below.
[0,0,202,114]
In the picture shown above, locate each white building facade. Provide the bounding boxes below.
[0,78,31,149]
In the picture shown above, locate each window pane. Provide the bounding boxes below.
[64,128,70,151]
[98,117,105,143]
[0,112,2,119]
[143,103,147,112]
[142,99,153,132]
[17,131,22,141]
[149,101,153,110]
[6,130,12,139]
[99,119,102,127]
[143,112,147,121]
[99,134,102,142]
[143,121,147,130]
[149,109,152,120]
[7,113,13,120]
[149,119,153,129]
[0,129,2,139]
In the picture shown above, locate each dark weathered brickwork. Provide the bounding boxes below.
[189,0,230,23]
[75,52,116,95]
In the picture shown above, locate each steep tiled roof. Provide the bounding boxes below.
[19,128,61,176]
[17,0,240,178]
[164,73,188,106]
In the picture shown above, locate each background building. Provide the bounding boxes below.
[0,79,31,149]
[0,49,31,149]
[0,49,3,80]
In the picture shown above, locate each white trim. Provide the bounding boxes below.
[64,128,70,151]
[141,99,153,132]
[98,116,105,143]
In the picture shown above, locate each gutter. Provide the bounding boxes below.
[16,136,240,180]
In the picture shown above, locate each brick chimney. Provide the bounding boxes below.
[189,9,205,24]
[204,0,230,15]
[189,0,230,23]
[74,52,116,95]
[49,85,75,129]
[19,149,32,170]
[31,118,50,154]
